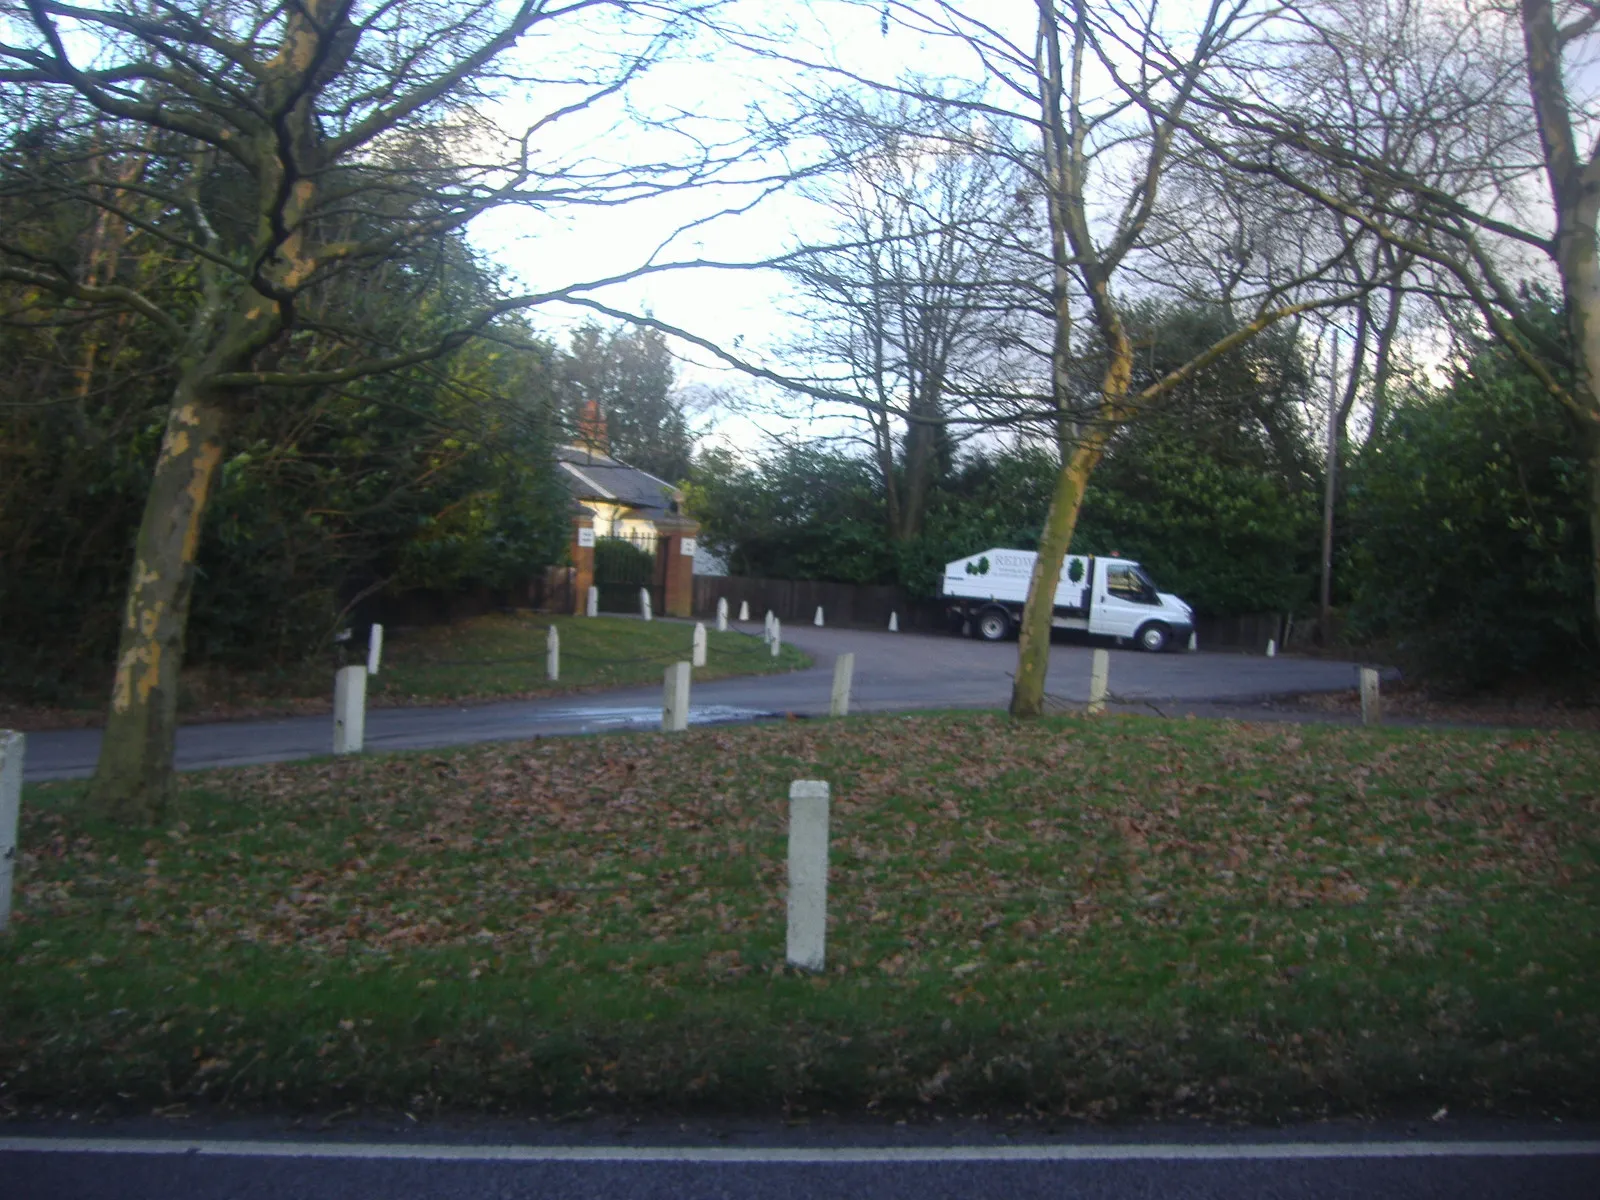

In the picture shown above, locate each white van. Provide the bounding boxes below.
[941,548,1194,652]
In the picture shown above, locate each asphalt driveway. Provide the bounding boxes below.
[20,624,1384,782]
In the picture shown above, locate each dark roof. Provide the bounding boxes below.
[556,445,678,513]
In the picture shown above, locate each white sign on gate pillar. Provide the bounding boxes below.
[0,730,24,934]
[830,653,855,717]
[333,666,366,754]
[662,661,691,732]
[692,622,707,668]
[716,597,729,632]
[1087,648,1110,715]
[786,780,831,972]
[546,624,560,682]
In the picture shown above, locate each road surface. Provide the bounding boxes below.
[21,625,1386,783]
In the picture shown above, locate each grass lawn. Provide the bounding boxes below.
[5,614,809,727]
[3,713,1598,1121]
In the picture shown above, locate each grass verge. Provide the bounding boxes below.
[3,614,810,728]
[3,713,1598,1121]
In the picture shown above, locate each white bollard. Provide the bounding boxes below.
[716,597,728,632]
[1087,648,1110,715]
[1360,667,1382,726]
[547,624,560,682]
[814,606,824,626]
[0,730,24,934]
[888,611,899,633]
[739,600,750,622]
[586,585,598,618]
[333,665,366,755]
[662,660,691,732]
[1187,630,1197,652]
[640,587,652,621]
[771,617,782,657]
[830,653,855,717]
[692,622,707,668]
[1265,638,1277,658]
[366,623,384,675]
[786,780,831,972]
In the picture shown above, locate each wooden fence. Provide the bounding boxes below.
[695,574,1294,651]
[692,576,947,631]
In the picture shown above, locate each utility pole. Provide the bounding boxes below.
[1319,331,1340,644]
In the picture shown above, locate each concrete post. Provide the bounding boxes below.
[0,730,24,934]
[366,623,384,675]
[739,600,750,622]
[814,606,824,626]
[786,780,831,972]
[662,661,691,732]
[830,653,855,717]
[333,665,366,755]
[888,611,899,632]
[1266,638,1277,658]
[547,624,560,682]
[692,622,707,668]
[770,617,781,657]
[1187,630,1197,652]
[586,585,598,618]
[1360,667,1382,726]
[716,597,729,632]
[640,587,652,621]
[1087,648,1110,715]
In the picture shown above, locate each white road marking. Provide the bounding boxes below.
[1,1138,1597,1164]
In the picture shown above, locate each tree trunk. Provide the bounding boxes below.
[89,388,226,823]
[1010,435,1105,717]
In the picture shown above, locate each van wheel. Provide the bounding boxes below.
[1136,622,1171,653]
[976,608,1011,642]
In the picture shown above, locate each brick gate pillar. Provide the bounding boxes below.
[652,515,701,619]
[571,511,595,615]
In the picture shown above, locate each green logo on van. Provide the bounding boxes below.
[965,556,991,576]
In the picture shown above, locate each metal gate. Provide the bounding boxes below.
[592,532,663,614]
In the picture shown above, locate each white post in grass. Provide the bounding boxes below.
[662,661,691,732]
[692,622,707,668]
[640,587,652,621]
[888,611,899,632]
[333,665,366,755]
[771,617,781,657]
[1360,667,1382,726]
[1187,630,1197,652]
[0,730,24,934]
[830,653,855,717]
[1087,648,1110,715]
[366,623,384,675]
[1265,637,1277,658]
[586,585,598,618]
[814,606,824,626]
[716,597,729,632]
[739,600,750,622]
[546,624,560,682]
[786,779,831,972]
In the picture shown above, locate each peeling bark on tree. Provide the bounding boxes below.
[88,393,225,823]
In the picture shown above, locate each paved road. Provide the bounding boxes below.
[3,1124,1596,1199]
[21,625,1385,782]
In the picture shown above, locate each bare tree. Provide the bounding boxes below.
[0,0,791,819]
[1188,0,1600,639]
[778,97,1047,541]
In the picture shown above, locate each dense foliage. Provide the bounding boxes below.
[557,322,695,483]
[1343,340,1594,686]
[0,199,571,700]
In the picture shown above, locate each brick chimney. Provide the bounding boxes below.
[577,397,609,455]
